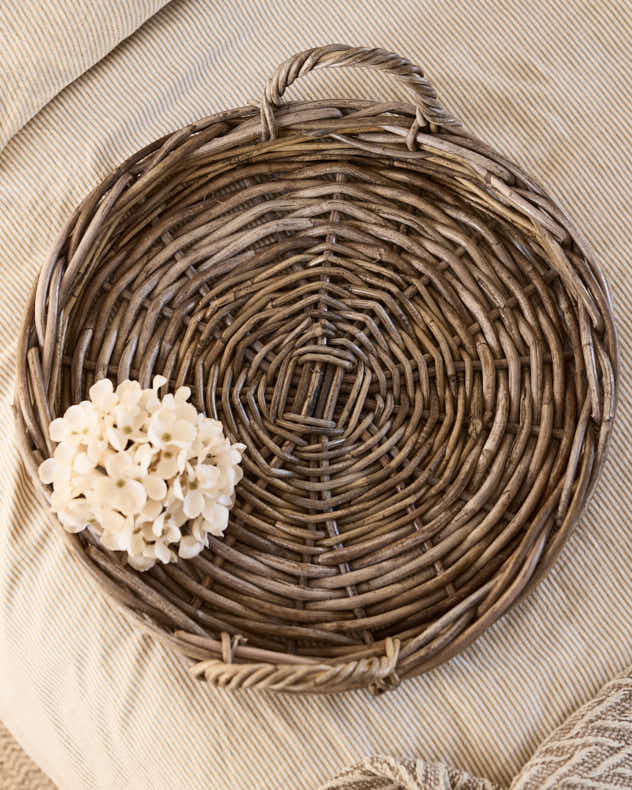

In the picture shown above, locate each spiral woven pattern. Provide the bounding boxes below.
[15,46,617,694]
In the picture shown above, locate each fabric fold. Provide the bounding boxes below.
[0,0,171,150]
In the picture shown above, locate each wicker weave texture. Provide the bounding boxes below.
[15,46,617,694]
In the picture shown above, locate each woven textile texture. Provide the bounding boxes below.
[511,670,632,789]
[0,1,631,788]
[318,668,632,789]
[318,756,502,789]
[0,721,56,790]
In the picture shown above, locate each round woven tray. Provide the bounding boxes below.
[15,45,618,695]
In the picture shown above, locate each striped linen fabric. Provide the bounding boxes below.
[0,1,630,788]
[0,0,169,150]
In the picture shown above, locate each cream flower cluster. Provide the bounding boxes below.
[38,377,245,571]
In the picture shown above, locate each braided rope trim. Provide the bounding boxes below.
[190,638,400,694]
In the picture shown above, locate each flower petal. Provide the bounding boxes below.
[70,403,99,435]
[163,522,181,544]
[116,380,142,406]
[230,446,246,464]
[152,512,166,537]
[73,452,95,475]
[178,536,203,559]
[167,502,187,528]
[64,404,87,430]
[50,490,71,513]
[154,541,172,564]
[144,475,167,501]
[87,438,107,465]
[94,477,117,502]
[101,529,129,551]
[147,409,177,448]
[191,517,206,542]
[49,418,68,442]
[89,379,115,410]
[58,499,92,532]
[196,464,221,490]
[53,442,75,463]
[142,499,163,521]
[202,502,229,534]
[113,403,140,428]
[172,419,196,446]
[171,475,184,501]
[38,458,56,485]
[124,480,147,514]
[140,390,160,414]
[104,451,133,479]
[128,554,155,571]
[174,402,197,423]
[175,386,191,403]
[155,453,179,479]
[105,425,127,452]
[183,490,204,519]
[94,508,127,533]
[134,443,156,471]
[129,531,145,556]
[220,466,238,489]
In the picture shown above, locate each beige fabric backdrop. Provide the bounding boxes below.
[0,1,630,788]
[0,0,169,150]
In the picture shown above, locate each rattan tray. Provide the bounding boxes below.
[15,45,618,695]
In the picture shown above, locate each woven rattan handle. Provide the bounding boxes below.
[261,43,461,141]
[190,637,401,695]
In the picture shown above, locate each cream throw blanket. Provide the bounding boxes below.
[319,668,632,788]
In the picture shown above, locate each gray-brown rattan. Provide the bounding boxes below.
[15,45,618,694]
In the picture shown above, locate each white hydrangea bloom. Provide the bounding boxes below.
[37,376,245,571]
